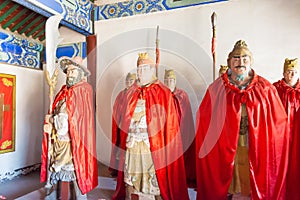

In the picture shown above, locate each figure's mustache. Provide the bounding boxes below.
[235,66,246,69]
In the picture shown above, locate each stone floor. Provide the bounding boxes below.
[16,176,116,200]
[0,162,115,200]
[0,162,197,200]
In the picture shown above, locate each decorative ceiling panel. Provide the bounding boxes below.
[0,0,47,42]
[95,0,228,20]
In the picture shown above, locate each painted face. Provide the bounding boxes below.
[283,69,299,87]
[164,78,176,92]
[137,64,155,85]
[229,54,251,80]
[66,65,82,87]
[125,78,135,88]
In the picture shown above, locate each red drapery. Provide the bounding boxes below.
[0,74,15,154]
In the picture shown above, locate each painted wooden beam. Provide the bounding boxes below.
[0,0,10,10]
[19,15,42,34]
[2,8,28,29]
[25,21,44,37]
[11,13,35,32]
[0,4,20,23]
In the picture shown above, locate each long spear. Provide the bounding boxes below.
[44,15,63,190]
[155,25,160,77]
[211,12,217,80]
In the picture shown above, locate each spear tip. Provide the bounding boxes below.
[211,12,217,27]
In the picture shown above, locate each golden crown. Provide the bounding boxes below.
[284,58,299,72]
[137,52,154,66]
[138,52,150,60]
[126,72,136,81]
[164,69,176,79]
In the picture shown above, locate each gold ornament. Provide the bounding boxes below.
[126,72,136,81]
[219,65,228,75]
[164,69,176,80]
[227,40,253,65]
[137,52,154,66]
[283,58,299,72]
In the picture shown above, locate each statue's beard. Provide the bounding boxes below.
[234,66,250,81]
[67,75,82,87]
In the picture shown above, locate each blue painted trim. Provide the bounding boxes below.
[46,42,87,61]
[95,0,228,21]
[0,30,43,69]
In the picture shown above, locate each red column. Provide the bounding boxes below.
[86,35,97,91]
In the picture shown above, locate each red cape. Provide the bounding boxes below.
[173,88,196,188]
[109,88,127,172]
[288,109,300,199]
[273,79,300,135]
[274,79,300,200]
[41,81,98,194]
[195,71,289,200]
[112,80,189,200]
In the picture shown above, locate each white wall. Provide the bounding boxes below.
[0,64,44,176]
[95,0,300,164]
[0,25,86,178]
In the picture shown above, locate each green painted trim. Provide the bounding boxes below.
[0,0,10,10]
[33,29,45,39]
[11,13,35,32]
[3,8,28,29]
[26,21,44,37]
[0,4,19,23]
[19,16,42,34]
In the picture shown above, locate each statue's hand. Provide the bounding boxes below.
[45,114,53,123]
[44,123,53,134]
[44,114,54,134]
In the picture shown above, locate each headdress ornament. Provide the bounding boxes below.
[164,69,176,80]
[137,52,154,66]
[283,58,299,72]
[126,72,136,81]
[219,65,228,75]
[59,56,90,76]
[227,40,253,65]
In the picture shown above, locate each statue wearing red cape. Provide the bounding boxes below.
[109,72,136,176]
[196,41,289,200]
[273,58,300,200]
[112,53,189,200]
[164,69,196,188]
[41,57,98,196]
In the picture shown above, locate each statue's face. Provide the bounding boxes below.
[137,64,155,86]
[125,78,135,89]
[229,54,251,75]
[66,65,82,87]
[283,69,299,87]
[228,54,252,82]
[164,78,176,92]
